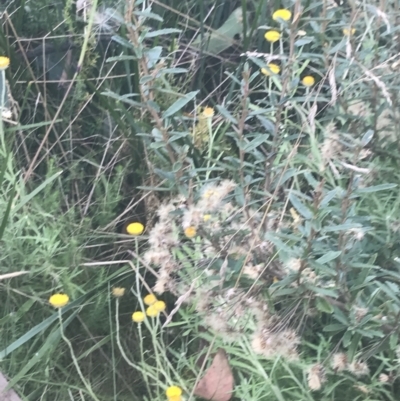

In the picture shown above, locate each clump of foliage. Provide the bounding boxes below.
[1,0,400,400]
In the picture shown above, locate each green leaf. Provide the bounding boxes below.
[5,310,79,391]
[323,222,362,233]
[191,8,244,55]
[357,183,397,193]
[161,68,188,74]
[13,171,62,214]
[316,297,334,314]
[348,333,362,363]
[216,105,238,124]
[320,188,338,207]
[243,135,269,152]
[323,323,347,332]
[361,129,374,146]
[111,35,134,49]
[342,330,352,348]
[295,37,314,46]
[0,296,80,360]
[5,120,62,133]
[0,184,15,240]
[162,91,198,118]
[145,28,181,38]
[106,55,137,63]
[289,193,313,219]
[316,251,342,264]
[390,333,398,350]
[306,284,339,297]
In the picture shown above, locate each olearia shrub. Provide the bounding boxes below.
[4,0,400,400]
[104,1,400,400]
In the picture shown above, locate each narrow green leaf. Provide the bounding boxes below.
[316,297,334,314]
[111,35,134,49]
[161,68,188,74]
[357,183,397,193]
[216,105,238,124]
[347,333,362,362]
[323,323,346,332]
[0,184,15,240]
[162,91,198,118]
[320,188,338,207]
[289,193,313,219]
[13,171,62,213]
[0,295,84,360]
[145,28,181,38]
[316,251,342,264]
[243,135,268,152]
[191,8,244,55]
[361,129,374,146]
[5,120,62,133]
[106,55,137,63]
[323,222,362,233]
[6,310,78,391]
[306,284,339,297]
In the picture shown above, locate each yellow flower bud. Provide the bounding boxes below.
[302,76,315,87]
[132,311,145,322]
[49,293,69,308]
[261,63,280,76]
[264,30,281,43]
[272,9,292,22]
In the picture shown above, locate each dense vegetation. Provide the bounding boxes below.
[1,0,400,400]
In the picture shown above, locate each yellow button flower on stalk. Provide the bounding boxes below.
[0,57,10,70]
[261,63,280,76]
[143,293,157,305]
[202,189,216,199]
[264,30,281,43]
[184,226,197,238]
[343,28,356,36]
[272,9,292,22]
[126,222,144,235]
[153,300,166,312]
[146,305,159,317]
[49,293,70,308]
[302,76,315,87]
[166,386,182,401]
[112,287,126,297]
[203,214,211,222]
[202,107,214,118]
[132,311,145,323]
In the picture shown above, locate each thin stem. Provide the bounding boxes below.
[58,310,101,401]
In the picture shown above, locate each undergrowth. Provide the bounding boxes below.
[1,0,400,400]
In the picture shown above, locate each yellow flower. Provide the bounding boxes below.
[261,63,280,76]
[264,30,281,43]
[168,396,181,401]
[49,293,69,308]
[112,287,125,297]
[146,305,159,317]
[343,28,356,36]
[143,293,157,305]
[203,214,211,222]
[302,76,315,87]
[202,189,216,199]
[184,226,197,238]
[154,300,166,312]
[166,386,182,398]
[0,57,10,70]
[203,107,214,118]
[126,222,144,235]
[273,276,280,283]
[132,311,145,322]
[272,9,292,22]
